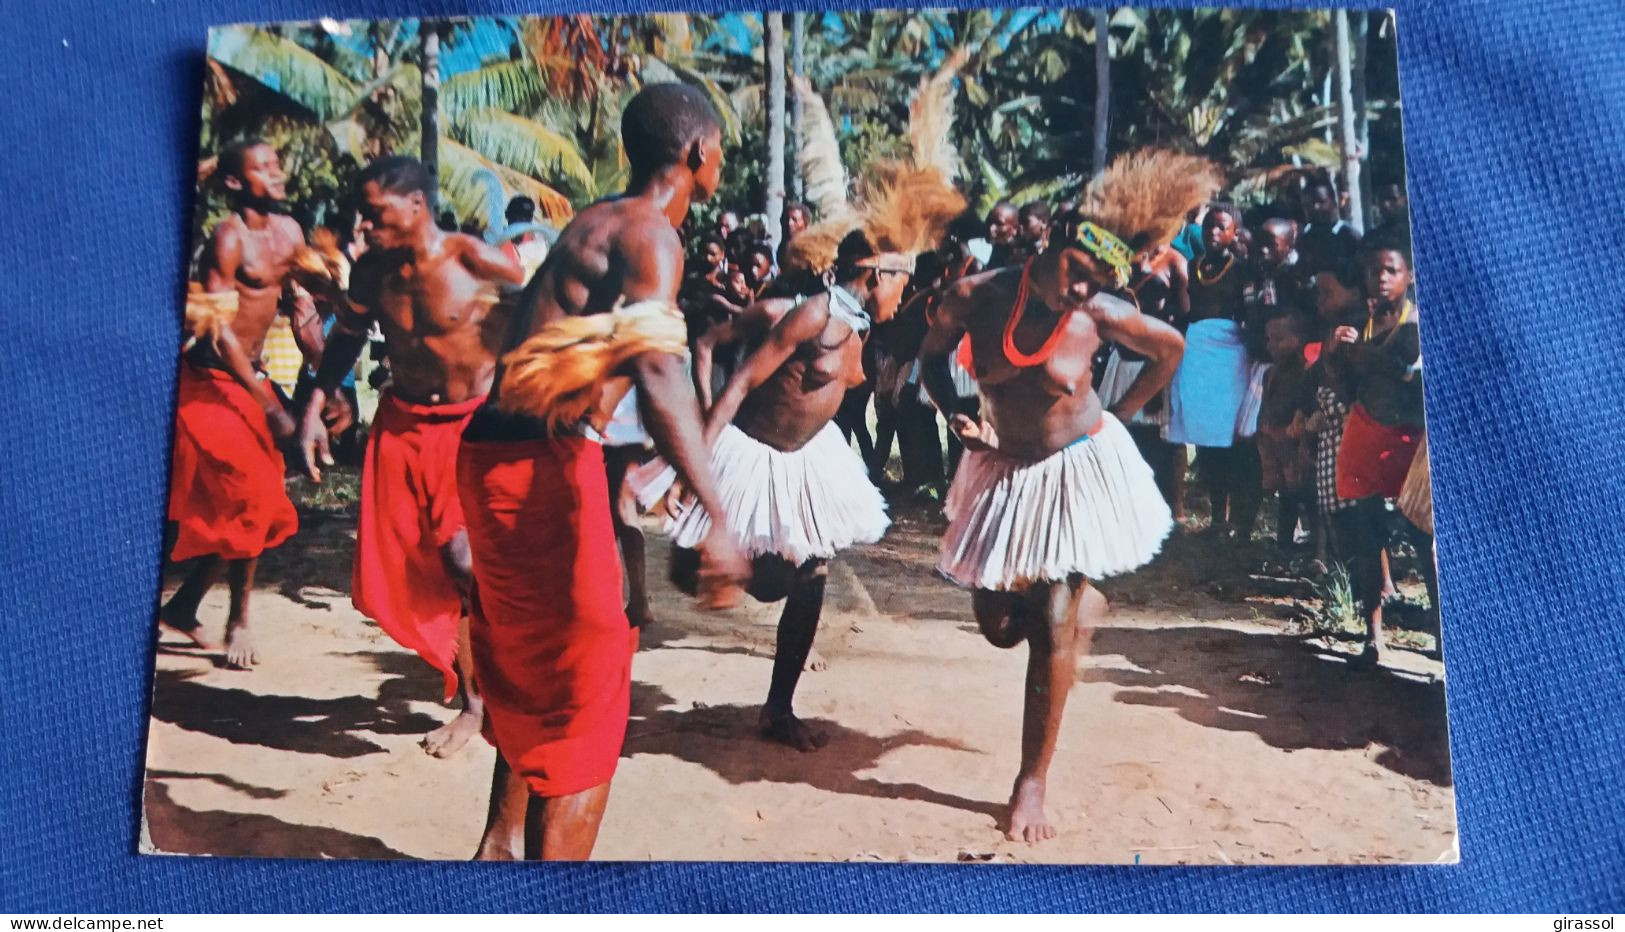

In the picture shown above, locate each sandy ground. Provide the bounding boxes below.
[142,484,1457,865]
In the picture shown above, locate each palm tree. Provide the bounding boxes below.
[1333,10,1363,232]
[1091,7,1110,176]
[421,21,441,213]
[763,12,787,252]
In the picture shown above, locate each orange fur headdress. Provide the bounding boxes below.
[784,54,969,278]
[1069,149,1224,286]
[496,300,689,432]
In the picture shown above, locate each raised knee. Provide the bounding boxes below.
[975,606,1027,649]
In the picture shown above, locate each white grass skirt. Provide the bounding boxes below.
[649,422,890,565]
[938,412,1173,590]
[1097,348,1167,428]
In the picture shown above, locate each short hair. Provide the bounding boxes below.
[747,242,776,266]
[505,195,536,224]
[1362,233,1413,270]
[621,83,722,178]
[218,138,272,181]
[784,202,811,222]
[1265,304,1314,336]
[987,201,1017,222]
[1204,202,1242,228]
[358,155,434,199]
[1260,217,1299,245]
[1020,201,1052,226]
[697,234,726,253]
[946,210,984,244]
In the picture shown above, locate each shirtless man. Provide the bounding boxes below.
[459,83,748,861]
[296,156,524,758]
[921,150,1218,842]
[659,173,960,748]
[161,138,332,669]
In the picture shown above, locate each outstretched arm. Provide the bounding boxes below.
[456,233,526,286]
[918,283,969,418]
[693,297,793,411]
[1093,292,1185,421]
[620,224,748,602]
[295,258,380,482]
[705,298,829,445]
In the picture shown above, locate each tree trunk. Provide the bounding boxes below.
[1091,7,1111,177]
[420,22,441,215]
[1334,10,1363,233]
[790,12,806,203]
[1351,11,1371,222]
[764,12,787,253]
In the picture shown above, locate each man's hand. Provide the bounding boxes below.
[696,527,749,610]
[322,392,355,437]
[264,405,298,444]
[1332,325,1360,345]
[949,413,999,453]
[297,398,334,483]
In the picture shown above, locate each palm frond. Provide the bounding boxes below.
[441,60,548,121]
[439,138,574,226]
[451,107,595,196]
[207,25,361,121]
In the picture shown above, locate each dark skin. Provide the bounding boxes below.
[160,142,335,670]
[1260,316,1315,550]
[1184,210,1256,536]
[1327,248,1423,668]
[920,243,1184,843]
[296,175,524,758]
[699,266,909,751]
[1126,244,1190,520]
[471,126,749,862]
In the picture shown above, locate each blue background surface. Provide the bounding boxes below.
[3,0,1622,913]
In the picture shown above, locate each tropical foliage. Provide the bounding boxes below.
[194,9,1404,251]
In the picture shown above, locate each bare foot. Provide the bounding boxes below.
[422,708,482,758]
[157,604,220,651]
[760,708,829,752]
[626,598,655,630]
[1006,776,1056,843]
[472,832,521,861]
[223,622,258,669]
[804,647,829,672]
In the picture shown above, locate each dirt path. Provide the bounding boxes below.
[143,495,1456,865]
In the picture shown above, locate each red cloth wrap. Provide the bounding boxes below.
[352,391,485,700]
[1335,402,1422,500]
[167,362,297,561]
[458,434,637,798]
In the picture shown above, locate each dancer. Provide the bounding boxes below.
[921,150,1219,842]
[651,163,963,750]
[459,83,748,861]
[297,155,525,757]
[162,138,337,669]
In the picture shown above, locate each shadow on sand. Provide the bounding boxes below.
[143,781,411,859]
[622,681,1004,824]
[147,650,447,760]
[1087,624,1453,787]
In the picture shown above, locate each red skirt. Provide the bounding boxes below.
[1335,402,1422,501]
[352,391,485,700]
[458,433,636,798]
[167,362,297,561]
